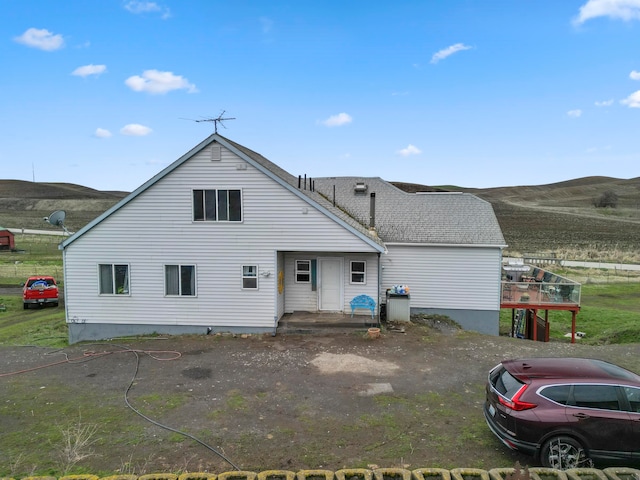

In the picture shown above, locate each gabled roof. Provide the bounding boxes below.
[313,177,507,246]
[60,134,386,252]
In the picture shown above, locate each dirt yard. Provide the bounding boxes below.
[1,322,640,477]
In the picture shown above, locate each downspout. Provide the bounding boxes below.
[377,251,382,327]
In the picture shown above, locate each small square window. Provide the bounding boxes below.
[242,265,258,289]
[350,261,366,284]
[99,264,130,295]
[165,265,196,296]
[295,260,311,283]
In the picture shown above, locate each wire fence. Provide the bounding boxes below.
[0,264,64,284]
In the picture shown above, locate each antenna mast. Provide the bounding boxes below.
[186,111,236,133]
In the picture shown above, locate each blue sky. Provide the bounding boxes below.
[2,0,640,192]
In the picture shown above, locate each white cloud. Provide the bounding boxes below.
[94,128,112,138]
[320,113,353,127]
[630,70,640,80]
[595,99,614,106]
[621,90,640,107]
[14,28,64,51]
[574,0,640,24]
[120,124,152,136]
[430,43,472,64]
[125,70,198,94]
[567,109,583,118]
[123,1,171,18]
[72,64,107,77]
[397,144,422,156]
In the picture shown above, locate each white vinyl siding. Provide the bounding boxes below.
[382,245,502,311]
[63,144,379,330]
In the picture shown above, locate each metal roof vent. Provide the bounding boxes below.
[354,182,368,194]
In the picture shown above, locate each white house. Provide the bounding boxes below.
[60,134,506,343]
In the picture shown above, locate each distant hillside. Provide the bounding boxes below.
[0,180,128,232]
[0,179,128,200]
[392,176,640,259]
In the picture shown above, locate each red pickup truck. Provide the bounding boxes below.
[23,276,59,309]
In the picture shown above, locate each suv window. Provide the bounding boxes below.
[490,366,524,399]
[570,385,621,411]
[540,385,571,405]
[623,386,640,413]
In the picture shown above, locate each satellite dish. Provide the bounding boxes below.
[44,210,70,235]
[46,210,66,227]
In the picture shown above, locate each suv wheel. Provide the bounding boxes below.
[541,435,592,469]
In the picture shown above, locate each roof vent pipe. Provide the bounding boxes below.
[298,175,301,189]
[333,185,336,206]
[369,192,376,229]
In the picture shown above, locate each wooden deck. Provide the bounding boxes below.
[500,281,580,309]
[500,281,581,343]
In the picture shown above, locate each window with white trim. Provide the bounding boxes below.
[193,189,242,222]
[295,260,311,283]
[99,264,130,295]
[242,265,258,289]
[165,265,196,296]
[350,260,366,284]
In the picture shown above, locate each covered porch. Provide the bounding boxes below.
[500,262,581,343]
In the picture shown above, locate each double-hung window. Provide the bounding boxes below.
[242,265,258,289]
[99,264,130,295]
[165,265,196,296]
[193,189,242,222]
[295,260,311,283]
[350,261,366,284]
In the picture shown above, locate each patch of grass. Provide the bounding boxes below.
[0,296,67,347]
[135,392,190,414]
[0,378,147,478]
[226,389,248,410]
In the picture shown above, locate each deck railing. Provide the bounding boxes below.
[501,280,581,306]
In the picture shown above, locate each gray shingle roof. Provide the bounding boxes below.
[312,177,506,246]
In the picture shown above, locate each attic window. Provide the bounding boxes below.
[354,182,367,193]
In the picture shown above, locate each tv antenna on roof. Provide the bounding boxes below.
[181,111,236,133]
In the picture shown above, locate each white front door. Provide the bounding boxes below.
[318,257,343,311]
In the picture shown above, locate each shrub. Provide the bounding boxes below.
[594,190,619,208]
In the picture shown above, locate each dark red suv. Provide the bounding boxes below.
[484,357,640,469]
